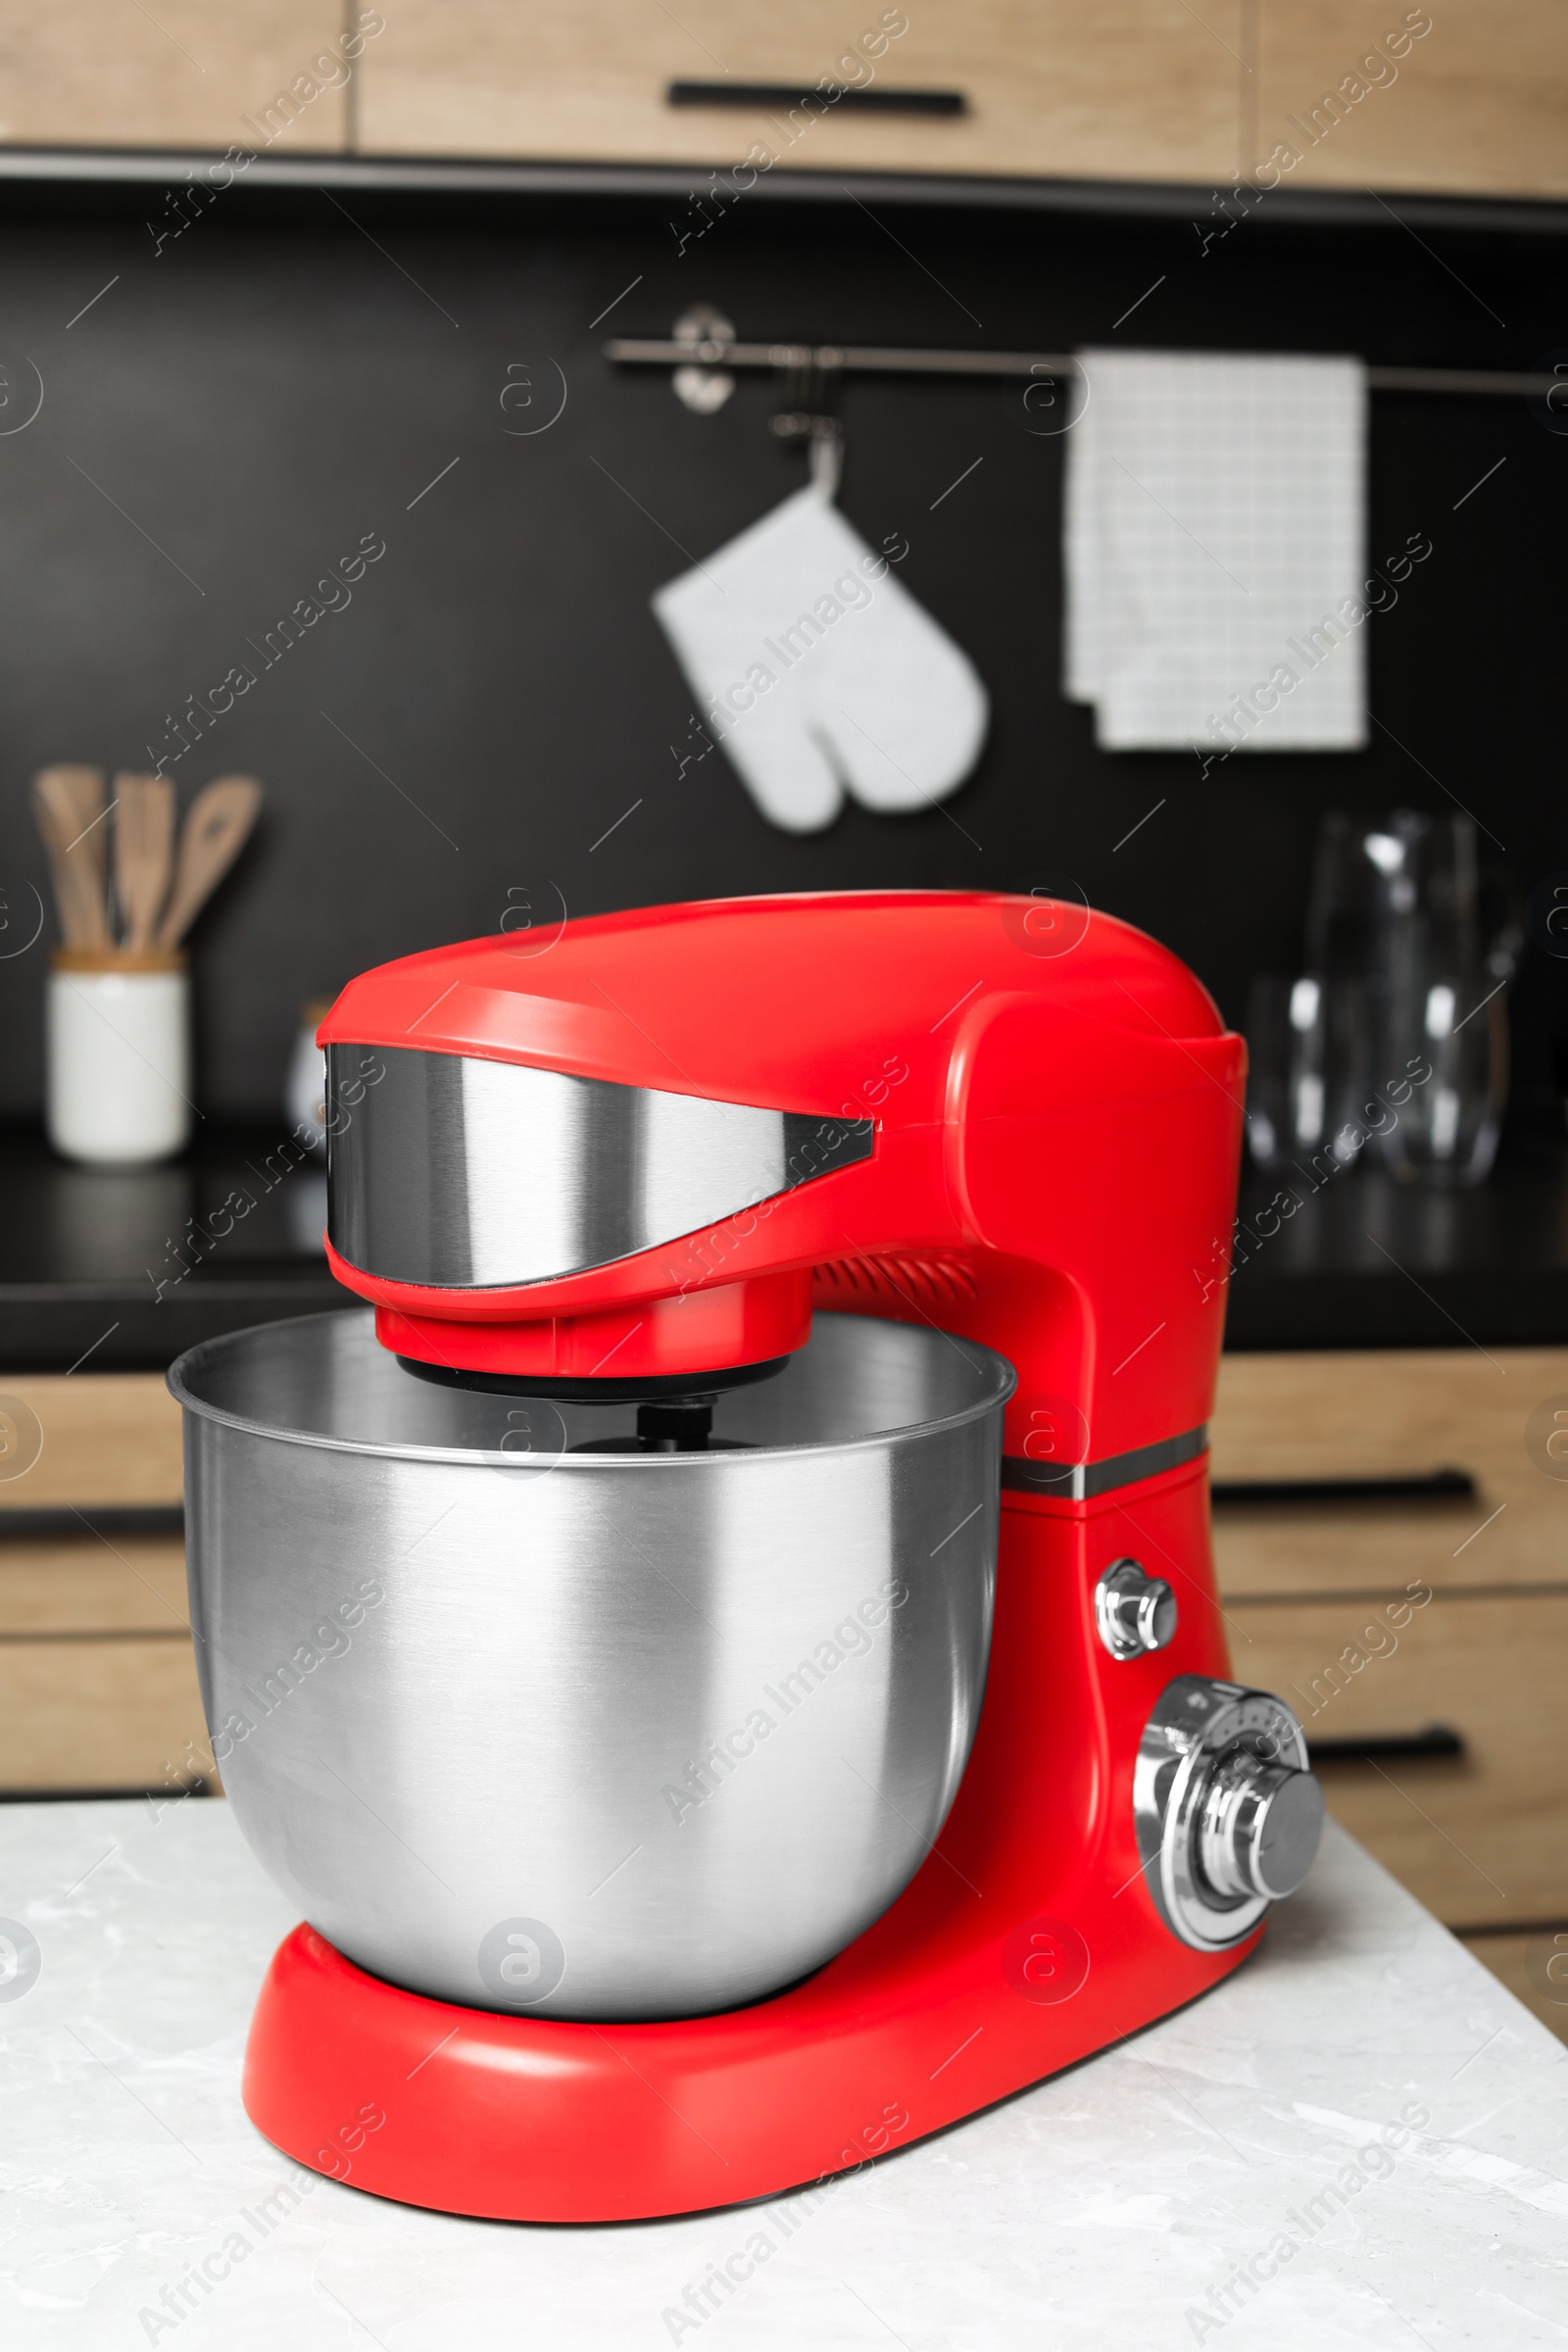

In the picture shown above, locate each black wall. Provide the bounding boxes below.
[0,165,1563,1120]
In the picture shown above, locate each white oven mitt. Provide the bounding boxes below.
[652,483,989,834]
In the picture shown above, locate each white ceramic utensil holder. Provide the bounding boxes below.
[46,950,191,1165]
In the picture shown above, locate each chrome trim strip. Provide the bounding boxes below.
[1002,1423,1208,1501]
[326,1043,873,1289]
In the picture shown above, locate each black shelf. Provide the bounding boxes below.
[0,1124,347,1373]
[1222,1135,1568,1350]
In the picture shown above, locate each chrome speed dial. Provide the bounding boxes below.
[1197,1747,1326,1902]
[1134,1675,1324,1951]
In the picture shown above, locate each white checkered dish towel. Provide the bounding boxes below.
[1063,348,1368,754]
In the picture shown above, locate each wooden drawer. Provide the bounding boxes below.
[0,1637,208,1794]
[1211,1349,1568,1595]
[0,1535,188,1634]
[0,1371,202,1793]
[357,0,1243,184]
[1227,1589,1568,1929]
[0,1374,182,1513]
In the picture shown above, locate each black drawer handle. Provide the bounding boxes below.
[665,80,968,116]
[1310,1726,1465,1762]
[0,1504,184,1540]
[1211,1469,1476,1506]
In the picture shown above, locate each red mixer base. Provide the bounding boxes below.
[243,1902,1260,2224]
[245,1472,1262,2221]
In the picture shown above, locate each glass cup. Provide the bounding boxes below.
[1245,973,1373,1175]
[1302,809,1517,1188]
[1374,971,1508,1187]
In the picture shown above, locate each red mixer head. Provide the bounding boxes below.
[319,891,1244,1466]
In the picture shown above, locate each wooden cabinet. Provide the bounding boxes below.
[1212,1348,1568,2039]
[1254,0,1568,199]
[1211,1348,1568,1594]
[1227,1591,1568,1925]
[0,1372,208,1793]
[355,0,1245,184]
[0,0,1563,199]
[0,1,351,155]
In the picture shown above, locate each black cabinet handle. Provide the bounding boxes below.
[666,80,968,116]
[1211,1469,1476,1506]
[0,1504,184,1540]
[1309,1726,1465,1762]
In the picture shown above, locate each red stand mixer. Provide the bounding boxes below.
[171,891,1323,2222]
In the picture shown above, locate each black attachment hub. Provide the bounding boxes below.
[395,1353,789,1403]
[635,1399,714,1452]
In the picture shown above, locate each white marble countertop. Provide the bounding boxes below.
[0,1798,1563,2349]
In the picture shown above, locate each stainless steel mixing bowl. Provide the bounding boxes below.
[171,1309,1012,2020]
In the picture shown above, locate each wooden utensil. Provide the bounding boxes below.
[51,765,111,945]
[113,771,176,952]
[156,775,263,948]
[31,765,110,950]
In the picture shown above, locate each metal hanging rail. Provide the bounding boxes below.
[603,333,1559,400]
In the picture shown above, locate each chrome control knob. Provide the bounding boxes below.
[1134,1675,1324,1951]
[1095,1558,1177,1658]
[1197,1746,1325,1902]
